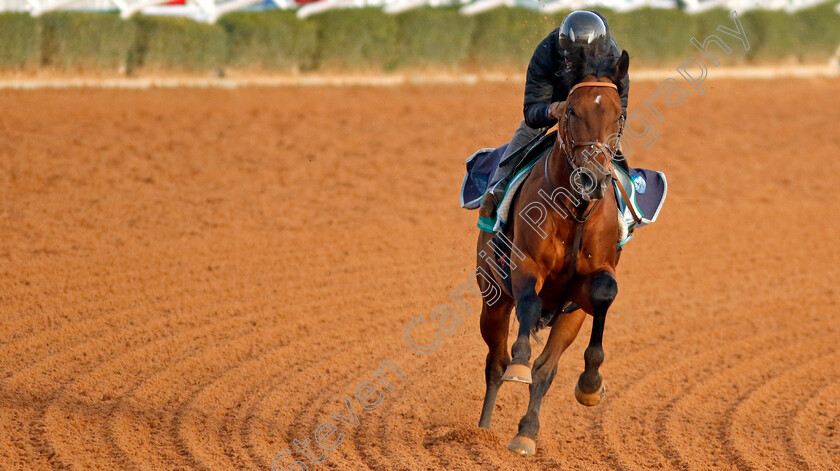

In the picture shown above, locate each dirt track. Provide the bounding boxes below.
[0,78,839,470]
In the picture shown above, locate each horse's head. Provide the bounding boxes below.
[556,49,630,201]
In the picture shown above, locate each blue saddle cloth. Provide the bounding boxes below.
[460,144,508,210]
[613,165,668,229]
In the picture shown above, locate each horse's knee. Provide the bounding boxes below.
[518,291,540,314]
[513,291,542,339]
[514,276,539,303]
[515,282,542,323]
[590,272,618,314]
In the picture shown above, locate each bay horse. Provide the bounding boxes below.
[475,50,630,455]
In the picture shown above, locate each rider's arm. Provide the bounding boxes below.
[523,31,558,129]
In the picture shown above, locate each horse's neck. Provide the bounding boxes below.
[544,142,590,222]
[547,141,570,186]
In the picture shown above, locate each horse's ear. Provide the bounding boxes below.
[615,50,630,82]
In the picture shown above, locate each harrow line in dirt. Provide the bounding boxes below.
[791,379,840,470]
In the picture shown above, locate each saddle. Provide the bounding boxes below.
[459,130,554,211]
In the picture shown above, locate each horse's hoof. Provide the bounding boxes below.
[508,435,536,455]
[501,363,532,383]
[575,383,606,406]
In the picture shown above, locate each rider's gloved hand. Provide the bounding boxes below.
[548,101,567,120]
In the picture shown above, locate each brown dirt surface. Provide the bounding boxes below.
[1,77,839,471]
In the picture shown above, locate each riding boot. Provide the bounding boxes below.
[478,155,520,219]
[612,152,635,238]
[478,178,508,219]
[613,151,630,173]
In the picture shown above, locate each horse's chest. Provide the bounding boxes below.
[547,228,615,276]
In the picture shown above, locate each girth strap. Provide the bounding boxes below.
[563,221,585,282]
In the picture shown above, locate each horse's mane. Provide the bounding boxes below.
[563,50,625,97]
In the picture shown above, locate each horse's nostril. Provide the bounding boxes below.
[581,173,594,189]
[571,168,599,197]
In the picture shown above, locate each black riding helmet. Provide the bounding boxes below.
[558,10,611,58]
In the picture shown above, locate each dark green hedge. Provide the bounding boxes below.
[0,13,41,70]
[604,7,701,65]
[0,6,838,73]
[130,15,227,71]
[468,7,552,66]
[41,12,135,70]
[396,8,475,68]
[740,8,803,61]
[0,12,40,70]
[219,10,317,70]
[741,3,840,62]
[311,9,399,69]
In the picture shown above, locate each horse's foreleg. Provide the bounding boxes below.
[575,271,617,406]
[508,309,587,455]
[479,298,513,429]
[503,275,542,384]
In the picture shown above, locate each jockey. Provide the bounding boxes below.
[479,10,630,218]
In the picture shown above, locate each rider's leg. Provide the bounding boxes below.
[479,121,547,217]
[611,137,632,174]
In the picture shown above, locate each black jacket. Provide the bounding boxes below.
[523,28,629,129]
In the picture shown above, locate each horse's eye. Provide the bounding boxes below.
[568,108,576,117]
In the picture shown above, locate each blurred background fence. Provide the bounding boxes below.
[0,0,838,73]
